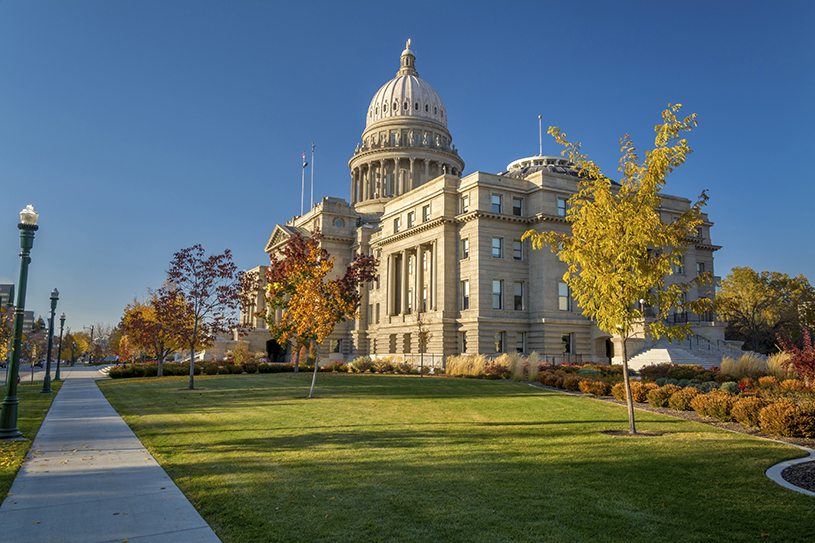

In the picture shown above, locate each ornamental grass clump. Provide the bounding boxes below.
[445,354,489,376]
[350,356,373,373]
[765,352,793,380]
[668,387,700,411]
[759,399,815,438]
[373,360,394,373]
[731,396,768,428]
[578,379,610,396]
[646,384,682,408]
[721,353,766,380]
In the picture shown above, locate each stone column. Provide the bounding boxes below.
[417,245,424,312]
[394,157,400,196]
[402,249,409,315]
[388,254,395,316]
[380,159,386,197]
[409,157,415,191]
[424,159,430,186]
[350,171,356,204]
[431,240,437,309]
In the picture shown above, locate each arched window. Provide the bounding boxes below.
[393,102,398,111]
[404,101,408,110]
[384,103,388,112]
[415,102,419,110]
[376,106,379,115]
[434,106,437,115]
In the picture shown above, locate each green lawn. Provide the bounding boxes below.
[1,381,62,497]
[98,374,814,543]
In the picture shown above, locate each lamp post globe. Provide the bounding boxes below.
[0,205,40,440]
[41,288,59,394]
[55,312,66,381]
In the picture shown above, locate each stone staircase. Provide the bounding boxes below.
[626,335,761,371]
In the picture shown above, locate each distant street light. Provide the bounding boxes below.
[0,205,40,440]
[55,313,66,381]
[41,289,59,394]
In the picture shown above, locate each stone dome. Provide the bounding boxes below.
[366,42,447,129]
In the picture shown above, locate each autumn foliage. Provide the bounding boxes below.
[777,327,815,386]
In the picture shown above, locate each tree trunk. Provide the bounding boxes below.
[188,319,198,390]
[308,340,319,399]
[620,336,637,434]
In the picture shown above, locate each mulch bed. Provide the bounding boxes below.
[529,382,815,494]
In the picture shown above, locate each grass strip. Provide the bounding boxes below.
[1,381,62,497]
[99,374,814,543]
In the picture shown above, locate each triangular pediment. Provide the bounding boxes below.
[264,224,309,254]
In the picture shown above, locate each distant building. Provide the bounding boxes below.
[1,284,35,334]
[241,42,730,368]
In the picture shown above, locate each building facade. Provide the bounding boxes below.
[242,43,725,367]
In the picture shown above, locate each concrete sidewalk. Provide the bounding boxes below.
[0,365,221,543]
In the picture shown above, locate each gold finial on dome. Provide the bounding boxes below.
[406,38,411,49]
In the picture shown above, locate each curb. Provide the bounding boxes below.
[765,446,815,497]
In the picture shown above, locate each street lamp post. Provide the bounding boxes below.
[55,313,65,381]
[41,289,59,394]
[0,205,40,440]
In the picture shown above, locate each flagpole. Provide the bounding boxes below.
[310,142,315,209]
[538,115,543,156]
[301,152,306,216]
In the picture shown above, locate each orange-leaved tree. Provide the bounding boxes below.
[263,230,377,398]
[523,104,714,434]
[121,288,189,376]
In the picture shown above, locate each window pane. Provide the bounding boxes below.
[461,238,469,259]
[516,332,525,353]
[514,282,523,310]
[491,194,501,213]
[557,197,567,217]
[513,240,522,260]
[492,238,502,258]
[512,197,522,216]
[493,280,502,309]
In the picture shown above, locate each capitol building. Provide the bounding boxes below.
[241,42,726,368]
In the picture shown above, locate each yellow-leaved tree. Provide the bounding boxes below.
[523,104,714,434]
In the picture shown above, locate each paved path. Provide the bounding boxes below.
[0,365,221,543]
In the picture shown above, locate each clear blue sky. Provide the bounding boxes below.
[1,0,813,332]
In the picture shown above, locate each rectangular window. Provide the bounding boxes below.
[459,331,467,353]
[407,211,415,228]
[514,282,524,311]
[516,332,525,353]
[422,250,428,270]
[491,194,502,213]
[375,303,380,324]
[407,289,413,314]
[494,331,504,353]
[493,279,503,310]
[558,282,571,311]
[460,280,470,310]
[513,240,523,261]
[408,254,413,275]
[697,262,705,275]
[557,197,568,217]
[330,339,342,353]
[460,194,469,213]
[394,217,401,233]
[375,275,380,289]
[675,255,685,275]
[422,204,431,222]
[389,334,397,354]
[492,237,502,258]
[561,333,573,354]
[460,238,469,259]
[404,333,412,354]
[512,197,523,216]
[368,304,373,324]
[422,286,427,311]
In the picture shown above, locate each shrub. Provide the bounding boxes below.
[759,400,815,438]
[780,379,806,393]
[757,376,779,388]
[373,360,394,373]
[701,381,719,393]
[577,367,601,379]
[655,378,667,387]
[667,364,706,381]
[706,390,736,422]
[217,365,230,375]
[350,356,373,373]
[394,362,412,374]
[721,353,766,380]
[244,362,258,374]
[720,381,739,394]
[665,378,679,386]
[690,393,710,417]
[203,364,219,375]
[611,381,657,402]
[646,384,682,408]
[484,361,509,380]
[611,382,626,401]
[731,396,768,427]
[668,387,700,411]
[639,363,672,382]
[578,379,610,396]
[563,375,582,391]
[229,363,243,374]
